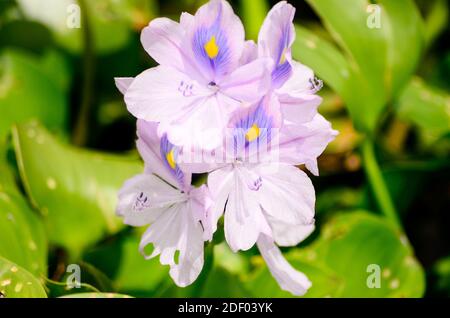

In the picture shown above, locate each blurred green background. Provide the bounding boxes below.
[0,0,449,298]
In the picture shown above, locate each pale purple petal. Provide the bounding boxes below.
[187,0,245,81]
[114,77,134,95]
[264,214,315,247]
[221,168,272,252]
[278,114,338,175]
[141,18,186,71]
[258,1,296,88]
[227,95,282,162]
[189,185,216,241]
[157,95,226,150]
[278,93,321,125]
[139,203,204,287]
[257,234,311,296]
[255,163,315,225]
[276,61,317,96]
[220,58,273,103]
[207,165,234,224]
[137,120,192,189]
[239,40,258,65]
[125,65,211,124]
[116,173,186,227]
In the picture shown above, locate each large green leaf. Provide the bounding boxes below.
[84,233,168,296]
[0,190,47,277]
[432,256,450,297]
[245,211,425,297]
[12,121,142,257]
[0,256,47,298]
[294,0,424,132]
[0,49,68,139]
[16,0,151,55]
[395,77,450,145]
[0,142,47,276]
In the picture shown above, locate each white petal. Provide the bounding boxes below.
[207,166,234,226]
[158,95,226,150]
[257,234,311,296]
[124,65,211,122]
[265,214,315,247]
[114,77,134,95]
[224,170,271,252]
[277,61,315,96]
[256,163,315,225]
[116,174,186,227]
[278,114,338,175]
[139,202,204,287]
[220,58,273,103]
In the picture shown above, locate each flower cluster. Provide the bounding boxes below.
[115,0,337,296]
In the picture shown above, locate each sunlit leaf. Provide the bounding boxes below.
[423,0,449,47]
[245,211,425,297]
[294,0,424,132]
[395,77,450,144]
[17,0,137,55]
[0,142,47,276]
[0,191,47,277]
[0,49,68,139]
[12,121,142,258]
[0,256,47,298]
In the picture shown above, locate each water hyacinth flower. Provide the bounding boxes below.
[117,0,272,150]
[116,0,337,296]
[205,97,335,295]
[116,120,214,287]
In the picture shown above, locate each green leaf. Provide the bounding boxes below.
[376,0,424,99]
[245,211,425,297]
[423,0,449,47]
[293,26,350,96]
[12,121,142,258]
[200,266,250,297]
[395,77,450,144]
[294,0,424,132]
[240,0,269,41]
[0,142,48,276]
[0,191,47,276]
[432,256,450,297]
[60,292,132,298]
[84,233,168,296]
[17,0,132,55]
[0,256,47,298]
[0,49,68,139]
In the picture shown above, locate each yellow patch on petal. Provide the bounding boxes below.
[204,36,219,59]
[166,149,177,170]
[245,124,261,142]
[279,47,287,65]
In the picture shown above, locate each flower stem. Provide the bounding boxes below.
[72,0,95,146]
[192,242,215,297]
[362,138,401,229]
